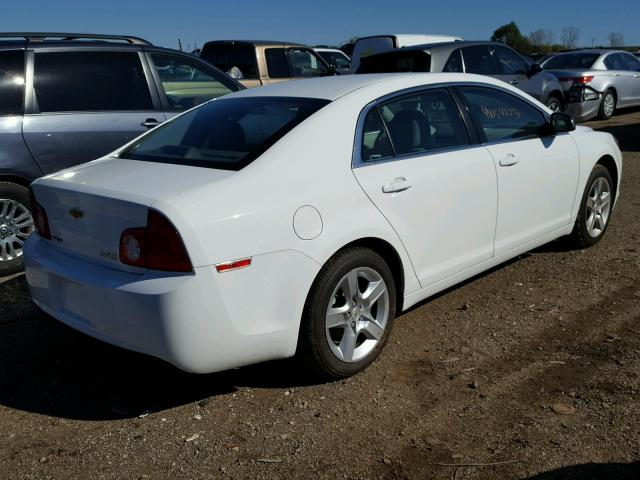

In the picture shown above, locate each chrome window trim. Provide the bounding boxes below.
[352,81,551,169]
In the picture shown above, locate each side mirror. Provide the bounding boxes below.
[549,112,576,133]
[529,63,542,76]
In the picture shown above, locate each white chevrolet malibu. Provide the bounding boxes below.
[25,74,622,379]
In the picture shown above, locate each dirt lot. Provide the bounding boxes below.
[1,110,639,480]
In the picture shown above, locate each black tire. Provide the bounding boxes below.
[545,94,563,113]
[297,247,397,380]
[566,164,614,249]
[0,182,33,276]
[597,89,616,120]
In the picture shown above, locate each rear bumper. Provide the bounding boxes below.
[565,86,602,122]
[565,100,601,123]
[24,235,320,373]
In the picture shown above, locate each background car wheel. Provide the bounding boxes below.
[0,182,34,276]
[598,90,616,120]
[566,164,613,249]
[545,95,563,113]
[297,247,396,380]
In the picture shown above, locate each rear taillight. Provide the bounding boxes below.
[559,75,594,84]
[28,187,51,240]
[119,209,192,272]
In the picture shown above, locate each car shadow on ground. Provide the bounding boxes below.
[0,275,322,421]
[588,106,640,152]
[521,461,640,479]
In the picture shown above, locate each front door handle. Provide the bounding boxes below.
[141,118,162,128]
[498,154,520,167]
[382,177,411,194]
[509,79,519,85]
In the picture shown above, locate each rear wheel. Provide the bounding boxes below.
[297,247,396,380]
[598,90,616,120]
[0,182,34,276]
[566,165,613,248]
[545,95,563,113]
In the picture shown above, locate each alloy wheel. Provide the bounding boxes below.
[325,267,389,363]
[0,199,34,262]
[603,93,615,118]
[585,177,611,238]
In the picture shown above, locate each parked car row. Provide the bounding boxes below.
[355,41,565,112]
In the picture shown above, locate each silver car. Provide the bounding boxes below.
[543,50,640,121]
[356,41,565,112]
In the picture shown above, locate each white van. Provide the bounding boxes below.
[351,34,462,70]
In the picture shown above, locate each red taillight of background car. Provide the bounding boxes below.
[28,187,51,240]
[559,75,594,84]
[120,209,192,272]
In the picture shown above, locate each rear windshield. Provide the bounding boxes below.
[544,53,600,70]
[119,96,330,171]
[201,43,258,79]
[357,50,431,73]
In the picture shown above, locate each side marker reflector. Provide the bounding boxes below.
[215,258,252,273]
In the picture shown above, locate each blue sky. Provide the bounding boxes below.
[3,0,639,50]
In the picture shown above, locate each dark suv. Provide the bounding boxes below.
[0,32,243,275]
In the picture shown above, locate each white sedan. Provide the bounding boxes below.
[24,73,622,379]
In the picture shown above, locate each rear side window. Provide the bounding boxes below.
[200,43,258,79]
[443,49,463,72]
[151,53,234,111]
[120,96,330,171]
[265,48,289,78]
[491,46,529,75]
[357,50,431,73]
[361,108,394,162]
[461,45,500,75]
[0,50,25,115]
[34,51,152,112]
[459,86,546,142]
[544,53,599,69]
[378,89,469,155]
[604,53,626,71]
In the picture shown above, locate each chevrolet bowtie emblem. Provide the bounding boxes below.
[69,207,84,220]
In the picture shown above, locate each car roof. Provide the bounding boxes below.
[203,40,303,47]
[393,40,506,52]
[551,49,620,56]
[222,72,514,101]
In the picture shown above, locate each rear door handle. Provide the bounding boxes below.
[498,154,519,167]
[382,177,411,193]
[509,79,519,85]
[141,118,162,128]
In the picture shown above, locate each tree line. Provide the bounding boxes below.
[491,21,630,55]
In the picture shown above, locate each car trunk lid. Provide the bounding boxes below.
[31,158,235,271]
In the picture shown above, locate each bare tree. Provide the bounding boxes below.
[608,32,625,47]
[529,29,546,47]
[561,26,580,50]
[542,29,556,46]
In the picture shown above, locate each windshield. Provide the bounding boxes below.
[318,51,350,69]
[544,53,600,70]
[119,96,330,171]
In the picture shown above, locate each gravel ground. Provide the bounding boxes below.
[1,109,639,480]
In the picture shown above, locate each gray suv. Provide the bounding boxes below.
[0,32,243,275]
[357,41,565,112]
